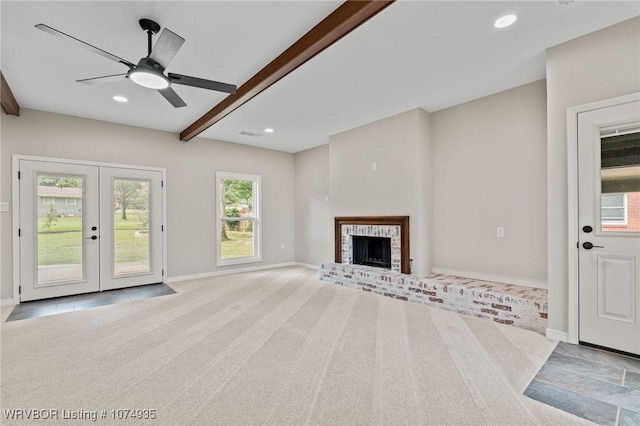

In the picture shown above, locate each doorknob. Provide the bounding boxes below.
[85,235,98,240]
[583,242,604,250]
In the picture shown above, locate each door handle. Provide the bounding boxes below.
[85,235,98,240]
[583,242,604,250]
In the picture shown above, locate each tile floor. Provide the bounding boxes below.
[5,283,176,322]
[525,341,640,425]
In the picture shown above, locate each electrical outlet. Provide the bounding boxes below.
[372,162,377,171]
[280,243,285,249]
[0,202,9,212]
[497,227,505,238]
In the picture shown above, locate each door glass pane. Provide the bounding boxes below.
[113,179,150,275]
[600,131,640,232]
[37,174,83,283]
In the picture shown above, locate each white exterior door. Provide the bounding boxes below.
[18,159,164,301]
[19,160,100,301]
[578,100,640,355]
[99,167,163,290]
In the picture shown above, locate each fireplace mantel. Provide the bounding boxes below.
[334,216,410,274]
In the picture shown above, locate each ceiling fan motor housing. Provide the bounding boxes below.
[136,57,164,72]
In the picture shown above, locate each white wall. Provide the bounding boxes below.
[431,80,548,286]
[329,108,432,275]
[298,83,547,285]
[546,17,640,335]
[0,109,296,300]
[294,144,332,266]
[416,109,433,277]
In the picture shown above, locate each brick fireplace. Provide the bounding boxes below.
[334,216,410,274]
[326,216,548,335]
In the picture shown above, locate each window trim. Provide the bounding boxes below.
[601,193,628,225]
[215,171,262,266]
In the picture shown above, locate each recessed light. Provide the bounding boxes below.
[113,95,128,103]
[494,14,517,29]
[264,128,274,134]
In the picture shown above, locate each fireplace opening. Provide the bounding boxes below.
[335,216,409,273]
[352,236,392,269]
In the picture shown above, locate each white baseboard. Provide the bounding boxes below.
[430,267,547,289]
[1,298,16,307]
[295,262,320,270]
[166,262,297,283]
[545,328,568,342]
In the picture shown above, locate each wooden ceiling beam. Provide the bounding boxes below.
[1,70,20,116]
[180,0,395,142]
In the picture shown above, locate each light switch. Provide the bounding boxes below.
[0,202,9,212]
[372,162,377,171]
[497,227,505,238]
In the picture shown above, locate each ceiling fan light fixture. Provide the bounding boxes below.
[37,21,236,109]
[264,127,274,133]
[128,68,170,90]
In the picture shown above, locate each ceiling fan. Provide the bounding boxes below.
[35,19,237,108]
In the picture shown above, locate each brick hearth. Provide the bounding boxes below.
[320,262,548,334]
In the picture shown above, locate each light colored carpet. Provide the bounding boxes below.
[1,267,591,425]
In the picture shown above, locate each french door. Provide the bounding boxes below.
[577,100,640,355]
[18,159,164,302]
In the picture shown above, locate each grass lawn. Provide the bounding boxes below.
[221,230,254,258]
[37,214,254,265]
[38,231,83,265]
[38,212,145,232]
[38,212,149,265]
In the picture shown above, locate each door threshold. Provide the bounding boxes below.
[579,340,640,359]
[6,283,175,322]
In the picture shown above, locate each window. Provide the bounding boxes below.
[65,198,77,205]
[601,193,627,224]
[216,172,261,266]
[41,197,54,205]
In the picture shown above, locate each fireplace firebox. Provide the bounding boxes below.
[352,236,391,269]
[334,216,410,274]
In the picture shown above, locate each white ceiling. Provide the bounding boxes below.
[2,1,639,153]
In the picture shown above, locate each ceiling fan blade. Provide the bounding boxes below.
[35,24,135,68]
[148,29,185,69]
[168,73,236,94]
[158,87,187,108]
[76,73,127,85]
